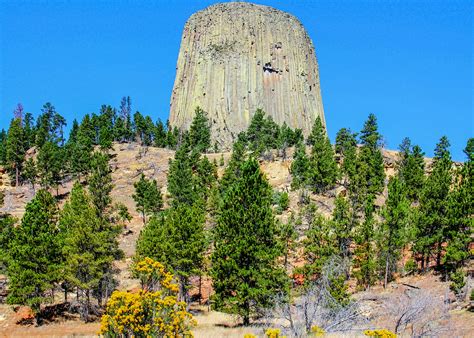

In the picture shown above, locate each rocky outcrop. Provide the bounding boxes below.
[169,2,326,147]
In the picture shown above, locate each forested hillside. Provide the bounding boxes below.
[0,100,472,337]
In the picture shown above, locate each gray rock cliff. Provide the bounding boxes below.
[169,2,326,147]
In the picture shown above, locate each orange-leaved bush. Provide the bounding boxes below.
[100,257,195,337]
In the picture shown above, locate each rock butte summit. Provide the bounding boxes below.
[169,2,326,147]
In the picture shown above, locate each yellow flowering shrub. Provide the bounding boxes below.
[133,256,178,293]
[244,334,257,338]
[100,257,196,337]
[265,328,286,338]
[364,329,397,338]
[311,325,325,336]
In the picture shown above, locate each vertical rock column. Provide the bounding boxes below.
[169,2,326,147]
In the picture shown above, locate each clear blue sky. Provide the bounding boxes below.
[1,0,472,160]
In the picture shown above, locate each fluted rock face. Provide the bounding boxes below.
[169,2,325,147]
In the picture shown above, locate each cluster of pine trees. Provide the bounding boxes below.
[290,113,472,294]
[0,102,472,328]
[0,98,191,189]
[0,149,123,323]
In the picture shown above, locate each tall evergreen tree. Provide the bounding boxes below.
[23,158,38,192]
[88,152,114,218]
[59,183,118,318]
[7,190,61,322]
[35,103,55,148]
[167,140,197,206]
[23,112,36,149]
[211,158,287,325]
[68,118,94,179]
[300,207,338,279]
[189,107,211,153]
[415,136,452,269]
[353,203,377,289]
[397,138,425,202]
[335,128,358,184]
[6,118,26,186]
[0,129,7,165]
[0,215,15,272]
[290,141,310,189]
[379,177,409,288]
[195,156,218,204]
[132,174,163,224]
[117,96,133,142]
[356,114,385,197]
[332,195,353,258]
[307,117,338,193]
[37,141,63,194]
[136,203,207,303]
[443,138,473,271]
[154,119,167,148]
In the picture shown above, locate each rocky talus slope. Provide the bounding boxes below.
[169,2,326,147]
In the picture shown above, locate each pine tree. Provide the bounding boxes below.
[189,107,211,153]
[132,174,163,224]
[35,103,54,148]
[68,119,79,145]
[211,158,287,325]
[335,128,358,184]
[87,151,122,305]
[23,112,36,149]
[278,214,299,271]
[415,136,452,269]
[332,195,353,258]
[0,215,15,272]
[118,96,133,142]
[195,156,218,205]
[0,129,7,165]
[6,190,61,322]
[301,207,338,279]
[23,158,38,191]
[166,121,179,149]
[59,183,118,319]
[290,141,310,189]
[68,118,94,179]
[219,137,248,196]
[307,117,338,193]
[154,119,167,148]
[167,140,197,206]
[97,105,115,150]
[6,118,26,186]
[52,112,67,146]
[88,152,113,218]
[37,141,63,194]
[136,203,207,303]
[353,203,377,289]
[356,114,385,197]
[133,112,146,144]
[397,138,425,202]
[443,138,473,271]
[246,109,266,154]
[379,177,409,288]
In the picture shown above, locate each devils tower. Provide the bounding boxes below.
[169,2,326,147]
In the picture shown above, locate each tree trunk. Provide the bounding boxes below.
[242,299,251,326]
[198,275,202,304]
[15,166,19,187]
[436,245,442,268]
[384,253,389,289]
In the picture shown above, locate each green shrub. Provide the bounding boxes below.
[449,269,466,297]
[404,258,417,275]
